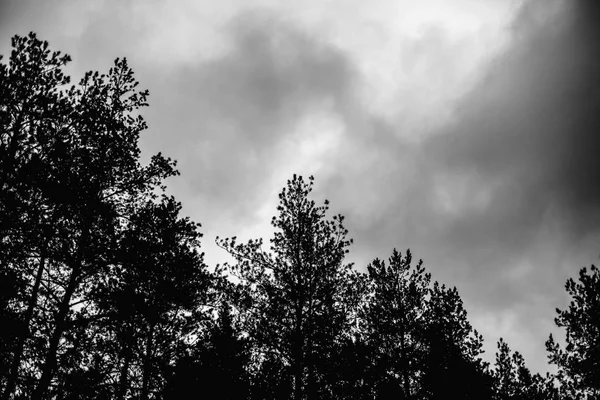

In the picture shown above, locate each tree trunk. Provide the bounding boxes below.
[140,324,155,400]
[116,349,131,400]
[2,252,46,400]
[293,351,303,400]
[116,326,134,400]
[292,308,304,400]
[399,320,411,400]
[31,260,81,400]
[293,238,305,400]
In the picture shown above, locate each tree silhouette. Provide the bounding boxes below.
[420,281,494,399]
[325,335,374,399]
[0,32,213,400]
[7,30,596,400]
[87,196,209,400]
[1,32,75,400]
[547,263,600,399]
[363,249,431,399]
[217,175,363,399]
[164,302,251,400]
[361,249,494,399]
[493,338,558,400]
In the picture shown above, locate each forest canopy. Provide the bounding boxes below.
[1,32,599,400]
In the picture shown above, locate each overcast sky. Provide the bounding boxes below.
[2,0,599,373]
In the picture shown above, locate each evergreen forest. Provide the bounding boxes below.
[1,33,599,400]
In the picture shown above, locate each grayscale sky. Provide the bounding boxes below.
[2,0,599,373]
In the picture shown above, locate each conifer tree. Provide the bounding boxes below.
[218,175,363,399]
[363,249,431,399]
[547,263,600,399]
[493,338,558,400]
[0,32,212,400]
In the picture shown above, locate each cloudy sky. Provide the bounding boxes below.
[2,0,599,373]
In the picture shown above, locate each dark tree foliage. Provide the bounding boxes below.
[164,303,251,400]
[217,175,365,400]
[5,30,585,400]
[0,33,213,400]
[362,249,495,399]
[547,264,600,399]
[325,336,373,399]
[0,268,24,391]
[216,177,500,399]
[420,282,494,399]
[363,249,431,399]
[493,338,558,400]
[0,32,74,400]
[84,196,210,400]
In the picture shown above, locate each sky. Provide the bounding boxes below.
[1,0,599,373]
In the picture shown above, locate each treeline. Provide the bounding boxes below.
[1,32,598,400]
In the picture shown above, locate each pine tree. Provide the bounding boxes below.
[495,338,558,400]
[0,32,212,400]
[547,263,600,399]
[421,282,494,399]
[217,175,362,399]
[363,249,431,399]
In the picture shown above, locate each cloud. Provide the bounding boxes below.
[138,11,358,243]
[316,0,600,371]
[0,0,360,261]
[430,0,600,237]
[323,0,600,299]
[421,0,600,282]
[5,0,597,374]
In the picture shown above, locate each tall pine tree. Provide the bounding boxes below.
[218,175,363,399]
[0,32,213,400]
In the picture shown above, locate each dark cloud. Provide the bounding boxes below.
[0,0,359,248]
[431,0,600,239]
[318,0,600,371]
[3,0,599,374]
[422,0,600,290]
[143,11,356,228]
[326,0,600,296]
